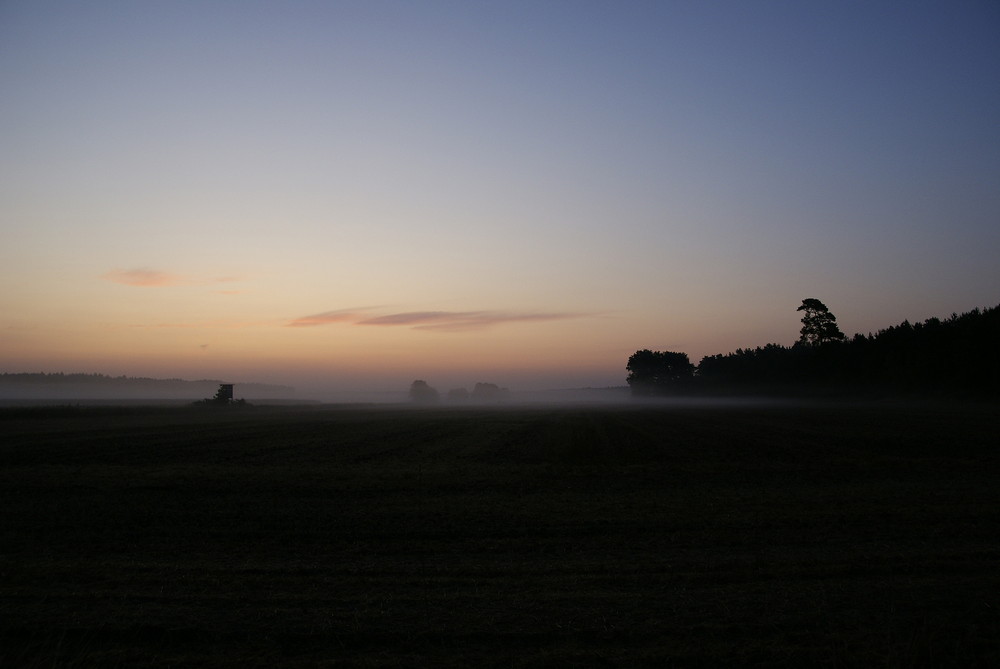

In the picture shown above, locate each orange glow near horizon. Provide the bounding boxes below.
[3,3,998,395]
[2,295,640,391]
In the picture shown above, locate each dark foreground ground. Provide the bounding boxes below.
[1,401,997,667]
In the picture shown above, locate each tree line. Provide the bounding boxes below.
[0,373,294,398]
[409,380,510,404]
[628,299,1000,397]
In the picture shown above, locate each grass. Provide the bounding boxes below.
[1,401,998,666]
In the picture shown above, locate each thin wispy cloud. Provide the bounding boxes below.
[102,269,183,287]
[120,320,277,329]
[288,308,592,331]
[102,269,245,288]
[358,311,466,326]
[360,311,588,332]
[286,308,378,328]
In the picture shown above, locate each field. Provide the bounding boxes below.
[1,401,998,667]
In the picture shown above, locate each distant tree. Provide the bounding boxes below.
[471,382,509,402]
[408,380,440,404]
[626,350,694,396]
[797,298,845,346]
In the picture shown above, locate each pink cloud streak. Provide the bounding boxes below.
[288,309,591,331]
[102,269,182,287]
[101,269,245,288]
[286,308,376,328]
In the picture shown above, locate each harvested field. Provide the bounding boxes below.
[1,402,998,667]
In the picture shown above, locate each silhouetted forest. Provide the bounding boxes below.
[0,373,293,400]
[631,303,1000,397]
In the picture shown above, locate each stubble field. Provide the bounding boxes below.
[1,401,998,667]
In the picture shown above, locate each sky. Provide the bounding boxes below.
[2,0,998,396]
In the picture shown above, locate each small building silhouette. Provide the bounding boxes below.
[214,384,234,403]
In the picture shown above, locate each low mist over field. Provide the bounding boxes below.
[6,300,997,405]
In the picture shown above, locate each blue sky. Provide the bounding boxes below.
[2,1,998,394]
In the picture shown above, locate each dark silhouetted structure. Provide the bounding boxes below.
[214,384,234,404]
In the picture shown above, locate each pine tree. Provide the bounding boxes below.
[797,298,845,346]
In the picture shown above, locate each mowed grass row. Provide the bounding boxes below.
[1,402,998,667]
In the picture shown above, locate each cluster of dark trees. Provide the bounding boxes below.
[409,380,510,404]
[628,299,1000,397]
